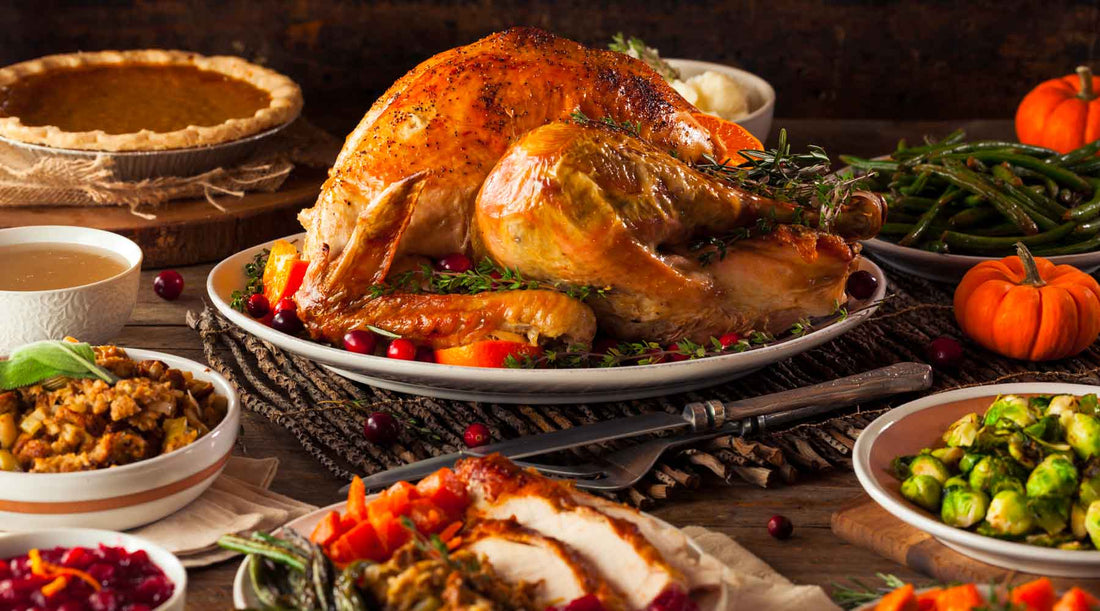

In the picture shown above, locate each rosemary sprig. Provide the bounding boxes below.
[368,258,610,303]
[830,573,908,609]
[231,249,270,311]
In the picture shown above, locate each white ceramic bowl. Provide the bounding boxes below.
[667,58,775,141]
[0,226,142,355]
[854,382,1100,577]
[0,348,239,531]
[0,528,186,610]
[862,237,1100,284]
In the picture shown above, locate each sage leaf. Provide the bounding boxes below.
[0,341,115,390]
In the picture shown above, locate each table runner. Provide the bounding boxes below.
[187,265,1100,507]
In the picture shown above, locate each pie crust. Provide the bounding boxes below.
[0,50,303,152]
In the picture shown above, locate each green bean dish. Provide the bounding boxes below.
[843,132,1100,256]
[892,394,1100,549]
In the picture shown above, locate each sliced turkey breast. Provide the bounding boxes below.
[466,519,625,610]
[456,454,687,609]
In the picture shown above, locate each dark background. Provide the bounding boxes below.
[2,0,1097,133]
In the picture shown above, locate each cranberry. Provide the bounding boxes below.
[563,595,605,611]
[363,412,400,444]
[134,575,171,604]
[767,514,793,540]
[386,338,417,360]
[718,332,741,349]
[645,586,697,611]
[643,349,667,364]
[60,547,90,569]
[343,329,377,355]
[668,346,690,362]
[846,270,878,300]
[152,270,183,301]
[88,589,121,611]
[273,298,296,314]
[126,606,153,611]
[435,253,472,273]
[926,336,963,369]
[416,346,437,363]
[271,310,304,335]
[245,293,270,318]
[56,602,86,611]
[464,423,491,448]
[87,562,116,585]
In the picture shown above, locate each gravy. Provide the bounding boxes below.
[0,243,129,291]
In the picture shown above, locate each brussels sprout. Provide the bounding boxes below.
[984,395,1037,428]
[1026,455,1079,498]
[1025,532,1077,548]
[1086,501,1100,549]
[1079,459,1100,507]
[1008,432,1042,470]
[991,476,1025,496]
[1028,496,1071,535]
[943,475,970,491]
[1071,502,1089,540]
[931,447,965,470]
[973,426,1014,453]
[1023,415,1061,443]
[1045,395,1080,429]
[909,455,951,484]
[969,456,1013,493]
[901,475,943,512]
[1057,540,1090,551]
[959,452,985,474]
[1080,394,1099,417]
[983,490,1035,537]
[1029,395,1053,413]
[890,455,914,480]
[941,487,990,528]
[1066,413,1100,460]
[943,413,980,448]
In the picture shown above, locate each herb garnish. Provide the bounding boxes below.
[230,249,270,311]
[608,33,680,82]
[0,340,117,390]
[569,108,641,137]
[368,258,609,303]
[691,129,871,264]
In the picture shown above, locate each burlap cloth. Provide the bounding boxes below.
[188,264,1100,509]
[0,119,339,216]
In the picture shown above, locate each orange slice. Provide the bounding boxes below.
[691,112,762,165]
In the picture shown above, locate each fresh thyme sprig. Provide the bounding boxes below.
[690,129,872,263]
[570,108,641,137]
[830,573,909,609]
[607,33,680,81]
[368,258,610,302]
[230,249,269,311]
[505,298,865,370]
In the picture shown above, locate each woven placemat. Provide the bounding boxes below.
[187,265,1100,507]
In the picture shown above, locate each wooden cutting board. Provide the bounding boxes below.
[1,167,326,268]
[832,494,1100,590]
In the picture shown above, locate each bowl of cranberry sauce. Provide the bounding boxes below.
[0,529,185,611]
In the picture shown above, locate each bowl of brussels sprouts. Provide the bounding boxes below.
[854,383,1100,577]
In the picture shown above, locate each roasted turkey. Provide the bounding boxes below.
[296,27,884,349]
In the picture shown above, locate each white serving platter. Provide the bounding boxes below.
[208,234,886,404]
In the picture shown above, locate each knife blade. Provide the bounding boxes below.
[344,362,932,492]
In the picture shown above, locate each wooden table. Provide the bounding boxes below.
[122,119,1017,608]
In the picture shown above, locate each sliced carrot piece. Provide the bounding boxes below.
[935,584,986,610]
[347,475,368,522]
[438,520,463,542]
[1054,587,1100,611]
[874,583,918,611]
[415,468,469,518]
[1011,577,1057,611]
[309,510,345,547]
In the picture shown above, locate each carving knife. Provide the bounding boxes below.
[342,362,932,493]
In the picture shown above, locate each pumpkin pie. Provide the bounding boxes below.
[0,50,303,152]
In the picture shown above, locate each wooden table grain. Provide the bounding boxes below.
[123,119,1016,609]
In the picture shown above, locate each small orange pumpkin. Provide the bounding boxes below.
[1016,66,1100,154]
[954,243,1100,361]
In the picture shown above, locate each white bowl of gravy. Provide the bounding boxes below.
[0,226,142,354]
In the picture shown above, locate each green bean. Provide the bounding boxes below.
[1055,139,1100,165]
[881,222,918,236]
[895,196,937,213]
[249,555,291,609]
[1072,157,1100,176]
[891,129,966,158]
[1075,218,1100,236]
[838,155,900,172]
[962,193,986,207]
[1032,231,1100,255]
[944,152,1092,192]
[1065,178,1100,221]
[900,170,932,195]
[948,206,1001,228]
[887,211,922,224]
[218,534,307,572]
[914,162,1038,234]
[970,222,1028,237]
[900,186,960,246]
[921,240,949,253]
[940,221,1077,254]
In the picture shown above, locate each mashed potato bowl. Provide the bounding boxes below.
[667,58,775,141]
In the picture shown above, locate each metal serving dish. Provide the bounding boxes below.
[0,116,298,181]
